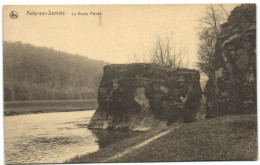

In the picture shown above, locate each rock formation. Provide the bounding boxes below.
[88,63,202,131]
[205,4,256,118]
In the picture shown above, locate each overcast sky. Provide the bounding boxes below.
[4,4,238,68]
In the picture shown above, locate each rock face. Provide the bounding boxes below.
[205,4,256,118]
[88,63,202,131]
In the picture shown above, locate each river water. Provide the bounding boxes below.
[4,110,138,164]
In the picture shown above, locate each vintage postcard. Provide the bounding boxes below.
[3,4,257,164]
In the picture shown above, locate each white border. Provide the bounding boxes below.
[0,0,258,4]
[0,1,259,165]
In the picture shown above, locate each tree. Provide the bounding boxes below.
[3,41,107,101]
[197,4,229,76]
[150,35,186,68]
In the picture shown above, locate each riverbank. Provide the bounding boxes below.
[66,114,257,163]
[4,99,98,116]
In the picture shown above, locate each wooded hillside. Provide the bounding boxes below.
[3,41,107,101]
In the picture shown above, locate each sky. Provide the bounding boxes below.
[3,4,238,68]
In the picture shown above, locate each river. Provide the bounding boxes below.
[4,110,138,164]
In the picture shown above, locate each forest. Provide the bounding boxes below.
[3,41,107,101]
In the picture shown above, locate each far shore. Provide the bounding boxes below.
[4,99,98,116]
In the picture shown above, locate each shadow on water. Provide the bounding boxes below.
[90,129,141,149]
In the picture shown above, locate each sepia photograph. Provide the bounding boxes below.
[1,1,257,164]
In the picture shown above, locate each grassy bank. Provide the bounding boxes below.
[4,99,98,116]
[66,114,257,163]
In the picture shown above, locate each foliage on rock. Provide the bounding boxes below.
[205,4,256,117]
[88,63,202,131]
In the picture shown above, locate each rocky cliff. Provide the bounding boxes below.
[88,63,202,131]
[205,4,256,118]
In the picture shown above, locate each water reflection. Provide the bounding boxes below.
[4,110,99,164]
[5,110,141,164]
[91,129,141,148]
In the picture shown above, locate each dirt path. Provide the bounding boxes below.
[101,125,181,162]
